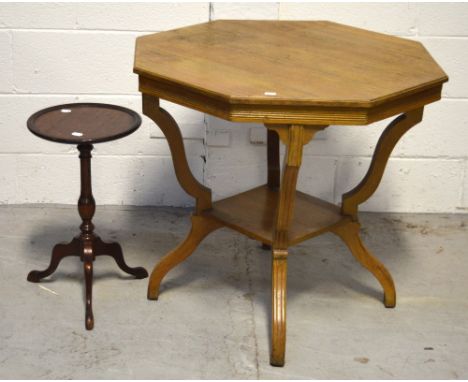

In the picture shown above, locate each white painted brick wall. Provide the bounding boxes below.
[0,3,209,31]
[0,2,209,207]
[0,31,12,91]
[279,3,419,36]
[206,3,468,213]
[0,2,467,213]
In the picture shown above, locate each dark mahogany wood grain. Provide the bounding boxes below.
[27,103,141,144]
[27,103,147,330]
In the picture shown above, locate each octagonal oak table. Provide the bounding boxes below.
[134,20,448,366]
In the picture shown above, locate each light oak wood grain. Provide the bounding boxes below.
[147,215,222,300]
[135,20,447,124]
[137,20,448,367]
[271,249,288,366]
[332,221,396,308]
[142,94,212,213]
[207,185,344,246]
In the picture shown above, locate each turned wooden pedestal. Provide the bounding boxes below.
[134,20,448,366]
[26,103,148,330]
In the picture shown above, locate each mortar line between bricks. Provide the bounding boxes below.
[302,155,468,161]
[459,158,467,206]
[208,2,214,21]
[7,30,13,92]
[1,94,468,101]
[0,94,468,103]
[418,35,468,39]
[0,93,141,97]
[2,153,467,160]
[2,27,160,34]
[0,153,202,157]
[201,115,208,186]
[5,27,468,39]
[332,157,341,205]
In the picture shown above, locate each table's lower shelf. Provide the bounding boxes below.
[205,185,346,246]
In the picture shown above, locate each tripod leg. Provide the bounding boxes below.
[83,241,94,330]
[27,238,80,282]
[94,237,148,279]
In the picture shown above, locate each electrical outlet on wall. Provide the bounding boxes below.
[249,127,267,144]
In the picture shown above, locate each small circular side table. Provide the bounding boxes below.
[26,103,148,330]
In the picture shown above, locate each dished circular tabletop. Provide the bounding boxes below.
[27,103,141,144]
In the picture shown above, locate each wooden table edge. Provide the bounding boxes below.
[137,74,444,125]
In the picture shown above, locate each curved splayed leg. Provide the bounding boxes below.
[271,250,288,366]
[332,222,396,308]
[94,237,148,279]
[83,241,94,330]
[27,237,80,282]
[147,215,222,300]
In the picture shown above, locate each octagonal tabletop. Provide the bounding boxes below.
[134,20,448,125]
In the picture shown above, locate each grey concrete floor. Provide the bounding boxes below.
[0,205,467,379]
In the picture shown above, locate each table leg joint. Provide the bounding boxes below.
[142,94,212,214]
[267,123,326,366]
